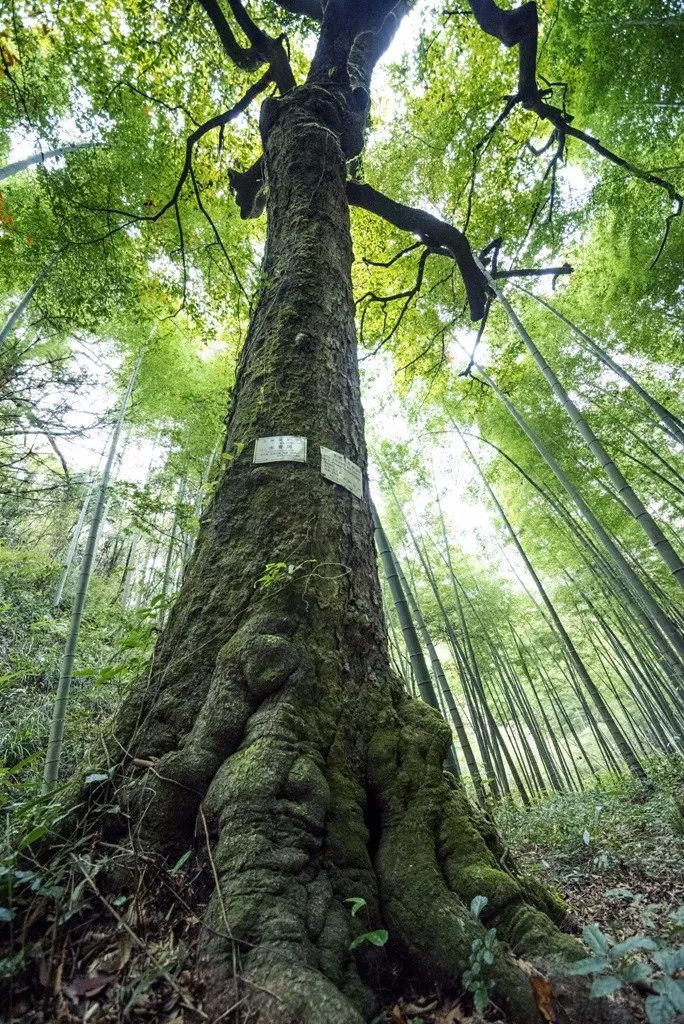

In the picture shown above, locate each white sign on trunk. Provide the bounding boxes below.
[320,446,363,500]
[253,435,308,464]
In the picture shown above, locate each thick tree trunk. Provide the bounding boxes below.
[56,88,630,1024]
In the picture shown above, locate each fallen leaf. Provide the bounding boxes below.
[531,974,556,1023]
[405,999,438,1014]
[38,958,52,988]
[117,933,133,969]
[435,1001,466,1024]
[66,973,117,998]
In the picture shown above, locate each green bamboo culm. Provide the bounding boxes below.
[52,478,95,608]
[454,340,684,670]
[371,505,461,778]
[456,425,645,780]
[42,348,145,791]
[512,284,684,449]
[0,142,97,181]
[0,253,60,350]
[371,504,439,712]
[476,259,684,589]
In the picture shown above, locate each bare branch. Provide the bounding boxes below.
[195,0,262,71]
[362,240,422,268]
[358,247,432,355]
[463,0,683,264]
[347,179,488,321]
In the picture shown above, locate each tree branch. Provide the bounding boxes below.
[224,0,297,92]
[463,0,683,264]
[229,157,265,218]
[493,262,572,283]
[196,0,262,71]
[75,74,271,228]
[197,0,295,93]
[347,180,488,321]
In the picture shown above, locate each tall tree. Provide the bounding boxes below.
[9,0,679,1020]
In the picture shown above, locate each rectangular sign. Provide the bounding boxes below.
[320,446,363,500]
[253,435,307,464]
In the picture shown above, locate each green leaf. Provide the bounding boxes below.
[604,887,635,900]
[349,929,388,951]
[0,908,14,922]
[652,977,684,1012]
[652,947,684,975]
[610,934,658,958]
[566,956,609,976]
[670,907,684,927]
[582,923,613,955]
[645,994,675,1024]
[622,961,651,984]
[470,894,488,919]
[170,850,193,875]
[590,976,622,998]
[345,897,366,918]
[474,987,490,1013]
[18,825,47,849]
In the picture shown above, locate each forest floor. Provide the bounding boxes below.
[2,763,684,1024]
[379,762,684,1024]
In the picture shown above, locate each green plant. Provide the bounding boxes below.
[344,896,389,952]
[256,561,298,591]
[566,920,684,1023]
[462,895,497,1014]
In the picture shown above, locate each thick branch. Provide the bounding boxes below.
[308,0,405,87]
[494,262,572,281]
[347,180,488,321]
[464,0,683,263]
[465,0,538,96]
[196,0,295,92]
[224,0,296,92]
[196,0,262,71]
[229,157,265,219]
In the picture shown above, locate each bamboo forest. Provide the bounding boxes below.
[1,0,684,1021]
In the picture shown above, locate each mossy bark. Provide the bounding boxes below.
[108,88,630,1024]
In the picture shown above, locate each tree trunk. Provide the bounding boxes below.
[55,86,627,1024]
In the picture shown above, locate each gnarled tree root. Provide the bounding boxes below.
[110,638,634,1024]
